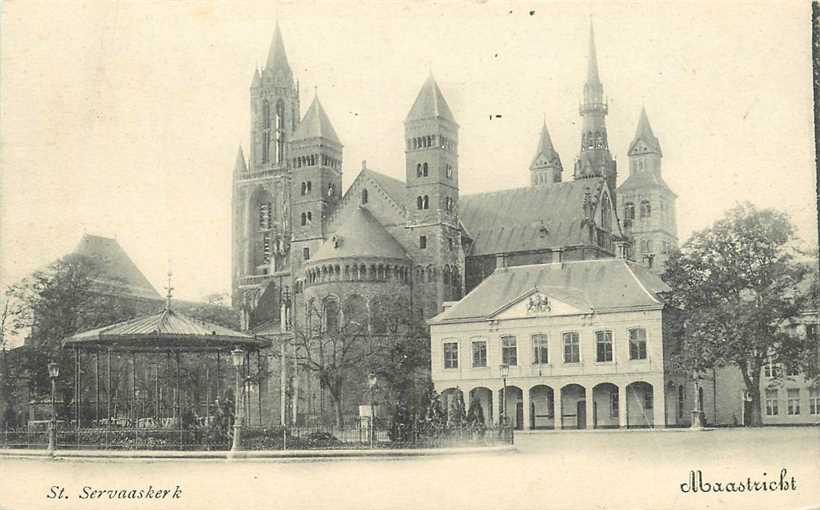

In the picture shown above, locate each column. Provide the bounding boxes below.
[494,389,503,426]
[653,383,666,429]
[618,385,628,428]
[585,389,595,429]
[522,388,531,430]
[554,389,563,430]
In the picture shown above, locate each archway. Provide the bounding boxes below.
[468,387,493,427]
[528,385,555,429]
[625,381,654,428]
[497,386,523,429]
[592,383,619,429]
[560,384,587,429]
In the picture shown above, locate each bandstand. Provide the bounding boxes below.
[60,302,268,449]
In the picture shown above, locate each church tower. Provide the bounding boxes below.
[404,74,463,317]
[617,107,678,273]
[289,94,343,285]
[530,121,563,187]
[574,24,617,206]
[231,22,299,325]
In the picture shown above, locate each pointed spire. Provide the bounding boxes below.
[628,107,662,156]
[530,120,562,169]
[587,22,600,85]
[405,73,457,125]
[234,145,247,175]
[292,95,342,145]
[265,21,292,76]
[530,120,563,170]
[251,68,261,89]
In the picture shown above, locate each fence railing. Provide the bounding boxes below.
[1,420,513,451]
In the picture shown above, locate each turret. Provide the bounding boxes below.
[530,121,563,186]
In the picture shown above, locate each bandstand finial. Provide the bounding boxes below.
[165,270,174,311]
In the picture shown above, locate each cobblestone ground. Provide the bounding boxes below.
[0,427,817,510]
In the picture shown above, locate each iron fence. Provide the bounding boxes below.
[1,420,513,451]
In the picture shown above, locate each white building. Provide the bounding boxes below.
[428,259,713,430]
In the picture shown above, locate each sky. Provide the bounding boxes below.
[1,1,817,304]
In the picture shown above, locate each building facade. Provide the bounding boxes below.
[713,311,820,426]
[231,23,678,335]
[428,259,715,430]
[229,22,680,425]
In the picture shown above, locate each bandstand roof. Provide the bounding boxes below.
[62,308,266,352]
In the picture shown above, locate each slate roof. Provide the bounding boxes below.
[359,168,411,209]
[292,96,342,145]
[311,207,409,264]
[63,308,264,350]
[72,234,161,300]
[405,74,457,124]
[429,258,670,324]
[618,171,675,196]
[459,179,604,257]
[627,107,662,156]
[530,122,561,168]
[265,22,292,75]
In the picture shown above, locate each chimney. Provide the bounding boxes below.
[495,253,507,270]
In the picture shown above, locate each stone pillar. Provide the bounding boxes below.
[494,389,503,426]
[522,388,531,430]
[653,383,666,429]
[554,389,563,430]
[585,390,595,429]
[618,385,628,428]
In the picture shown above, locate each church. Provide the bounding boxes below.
[230,22,679,339]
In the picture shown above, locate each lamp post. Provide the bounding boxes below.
[691,371,705,430]
[499,363,509,428]
[47,361,60,455]
[229,348,245,457]
[367,371,377,448]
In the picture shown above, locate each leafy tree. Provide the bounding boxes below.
[5,254,140,404]
[663,203,814,426]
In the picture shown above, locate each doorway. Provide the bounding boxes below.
[577,400,586,429]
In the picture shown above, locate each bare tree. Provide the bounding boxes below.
[289,282,422,428]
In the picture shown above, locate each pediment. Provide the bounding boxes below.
[490,289,586,320]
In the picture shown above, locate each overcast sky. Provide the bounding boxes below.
[1,1,817,302]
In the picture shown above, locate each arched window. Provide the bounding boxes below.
[300,212,307,226]
[416,196,423,209]
[416,163,422,177]
[640,200,651,218]
[301,182,307,196]
[275,100,285,164]
[323,298,339,335]
[422,162,428,177]
[307,212,312,223]
[361,188,369,205]
[600,196,611,229]
[624,202,635,221]
[423,195,429,209]
[262,100,271,163]
[307,181,312,194]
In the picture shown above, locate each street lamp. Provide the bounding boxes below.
[229,348,245,457]
[691,371,705,430]
[499,364,509,428]
[47,361,60,455]
[367,371,377,448]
